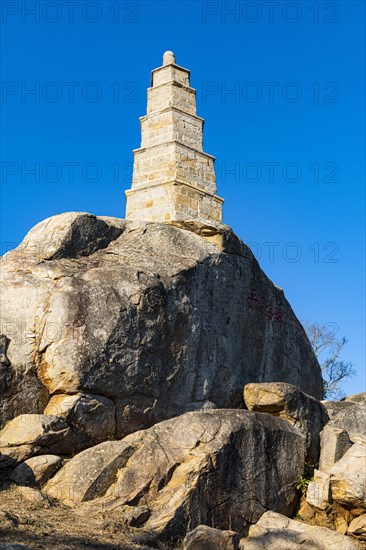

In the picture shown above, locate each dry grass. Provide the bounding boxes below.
[0,479,181,550]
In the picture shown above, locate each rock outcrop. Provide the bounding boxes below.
[10,454,62,487]
[243,382,328,463]
[44,440,134,504]
[45,410,305,539]
[0,410,109,468]
[348,514,366,541]
[0,415,73,468]
[329,443,366,514]
[321,399,356,419]
[0,212,322,438]
[183,525,239,550]
[1,49,362,549]
[344,393,366,403]
[317,401,365,475]
[303,401,366,536]
[239,511,364,549]
[306,469,331,511]
[44,392,116,445]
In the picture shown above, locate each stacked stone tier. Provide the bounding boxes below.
[147,82,197,117]
[131,141,216,195]
[151,63,190,88]
[125,181,223,223]
[140,107,204,151]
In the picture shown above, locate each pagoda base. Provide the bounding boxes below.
[125,180,224,223]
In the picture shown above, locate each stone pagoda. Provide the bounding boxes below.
[125,51,224,223]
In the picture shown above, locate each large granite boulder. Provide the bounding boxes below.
[321,390,365,419]
[44,392,116,444]
[319,402,366,471]
[243,382,328,463]
[329,443,366,514]
[0,408,114,469]
[45,440,134,504]
[10,454,62,487]
[0,414,73,468]
[0,213,322,436]
[344,393,366,403]
[305,402,366,533]
[183,525,239,550]
[45,410,305,540]
[321,400,356,419]
[239,511,363,549]
[306,469,331,511]
[348,514,366,541]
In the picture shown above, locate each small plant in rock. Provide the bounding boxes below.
[296,461,315,494]
[296,475,313,494]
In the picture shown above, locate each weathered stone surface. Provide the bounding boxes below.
[348,514,366,541]
[321,400,356,418]
[21,211,125,261]
[0,415,67,447]
[0,213,322,436]
[329,443,366,514]
[344,393,366,403]
[0,445,39,470]
[298,497,353,534]
[318,427,353,473]
[48,410,305,539]
[239,510,364,549]
[319,403,366,472]
[0,415,73,467]
[45,440,134,506]
[0,335,48,433]
[163,50,175,65]
[44,392,116,444]
[183,525,239,550]
[0,213,125,425]
[325,402,366,444]
[306,470,330,510]
[14,485,50,506]
[305,405,366,532]
[10,454,62,487]
[118,505,151,528]
[244,382,328,463]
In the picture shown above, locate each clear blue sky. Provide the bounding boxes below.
[1,1,365,396]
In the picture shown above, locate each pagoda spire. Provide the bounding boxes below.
[125,52,224,223]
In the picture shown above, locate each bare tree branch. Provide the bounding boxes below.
[302,320,356,399]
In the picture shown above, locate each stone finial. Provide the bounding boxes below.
[163,51,176,66]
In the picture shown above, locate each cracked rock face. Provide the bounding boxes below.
[45,410,305,539]
[10,454,62,488]
[329,443,366,515]
[0,415,73,468]
[240,510,364,550]
[318,402,366,474]
[304,402,366,532]
[244,382,329,464]
[0,212,322,436]
[183,525,240,549]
